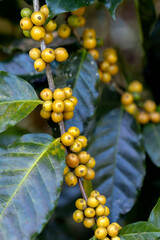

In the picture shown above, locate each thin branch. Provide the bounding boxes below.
[33,0,88,205]
[78,178,88,202]
[111,81,124,95]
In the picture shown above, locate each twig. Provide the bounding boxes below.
[111,81,124,95]
[78,178,88,202]
[33,0,88,204]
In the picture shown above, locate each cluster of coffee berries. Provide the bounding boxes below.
[121,81,160,124]
[40,88,77,122]
[98,48,119,83]
[68,7,86,28]
[20,6,69,72]
[61,126,87,151]
[29,47,68,72]
[64,151,95,187]
[20,5,56,41]
[73,190,121,240]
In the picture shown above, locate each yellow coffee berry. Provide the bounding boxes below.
[84,167,95,180]
[72,7,86,16]
[90,190,100,197]
[44,32,54,45]
[125,103,137,115]
[111,237,121,240]
[41,48,55,63]
[121,92,134,106]
[31,11,45,26]
[20,17,33,30]
[64,99,74,112]
[65,172,77,187]
[58,24,71,39]
[44,20,57,32]
[65,153,79,168]
[86,157,96,168]
[98,69,103,81]
[75,198,87,210]
[74,164,88,177]
[144,100,156,113]
[79,16,86,27]
[103,48,116,59]
[104,206,110,216]
[40,4,49,19]
[107,224,119,237]
[52,99,64,113]
[88,49,99,60]
[102,72,112,83]
[63,87,73,98]
[68,126,80,138]
[150,112,160,123]
[51,112,63,123]
[102,238,110,240]
[87,196,99,208]
[42,101,52,111]
[108,65,119,75]
[83,37,97,50]
[68,96,78,106]
[73,210,84,223]
[112,223,122,230]
[84,207,95,218]
[40,88,53,101]
[76,135,87,148]
[97,195,106,205]
[107,53,118,64]
[64,111,74,120]
[78,151,90,164]
[136,111,150,124]
[70,140,82,153]
[34,58,46,72]
[55,47,69,62]
[29,48,41,60]
[83,217,95,228]
[128,81,143,93]
[40,109,51,119]
[61,132,74,146]
[97,216,110,228]
[31,26,45,41]
[83,28,96,38]
[95,227,107,240]
[53,88,66,100]
[95,205,105,216]
[100,61,110,72]
[63,166,69,175]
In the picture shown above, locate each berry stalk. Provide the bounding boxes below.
[33,0,89,212]
[33,0,55,91]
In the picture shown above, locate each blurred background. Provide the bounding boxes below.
[1,0,160,239]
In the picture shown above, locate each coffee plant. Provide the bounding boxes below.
[0,0,160,239]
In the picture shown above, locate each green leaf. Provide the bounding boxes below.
[99,0,122,19]
[0,53,35,76]
[87,108,145,221]
[46,0,123,20]
[143,123,160,167]
[135,0,156,50]
[46,0,94,19]
[83,179,93,198]
[0,126,28,147]
[149,198,160,228]
[0,71,42,133]
[0,133,65,239]
[89,236,97,240]
[119,221,160,240]
[54,51,99,134]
